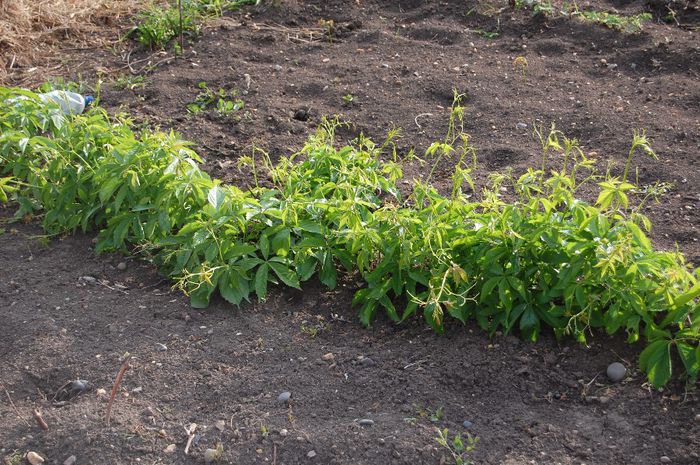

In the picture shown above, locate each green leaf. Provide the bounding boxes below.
[519,307,540,342]
[320,252,337,288]
[673,281,700,309]
[269,261,301,289]
[639,340,672,388]
[208,185,226,211]
[255,263,269,300]
[677,342,699,378]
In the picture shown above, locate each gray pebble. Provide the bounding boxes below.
[360,357,376,367]
[695,413,700,423]
[274,64,283,72]
[606,362,627,382]
[307,450,317,458]
[660,456,671,463]
[63,456,76,465]
[278,391,291,404]
[463,420,473,428]
[358,419,374,426]
[117,262,127,271]
[516,122,528,131]
[155,343,168,352]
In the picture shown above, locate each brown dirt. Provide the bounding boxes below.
[2,1,700,464]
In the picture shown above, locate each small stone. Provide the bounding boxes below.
[606,362,627,382]
[26,452,44,465]
[322,353,335,362]
[215,420,226,431]
[131,386,143,393]
[695,413,700,423]
[79,276,96,284]
[293,109,309,122]
[516,122,527,131]
[278,391,291,404]
[117,262,127,271]
[358,419,374,426]
[462,420,473,428]
[155,343,168,352]
[360,357,376,367]
[164,444,176,454]
[307,450,317,458]
[204,448,221,464]
[660,456,671,463]
[63,456,76,465]
[274,64,283,72]
[279,428,288,437]
[96,388,107,396]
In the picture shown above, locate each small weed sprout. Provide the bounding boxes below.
[188,82,244,118]
[513,56,528,81]
[436,428,478,465]
[115,74,146,90]
[342,93,355,105]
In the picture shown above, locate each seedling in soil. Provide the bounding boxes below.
[188,82,244,118]
[515,0,555,17]
[115,74,147,90]
[319,19,335,43]
[435,428,478,465]
[342,93,356,105]
[513,56,528,81]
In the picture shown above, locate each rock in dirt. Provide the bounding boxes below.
[660,456,671,463]
[279,428,288,437]
[463,420,473,428]
[278,391,291,405]
[26,452,44,465]
[359,357,376,367]
[695,413,700,423]
[63,456,76,465]
[117,262,127,271]
[307,450,317,458]
[164,444,176,454]
[358,419,374,426]
[322,352,335,362]
[203,448,221,464]
[606,362,627,382]
[516,122,527,131]
[215,420,226,431]
[293,109,309,122]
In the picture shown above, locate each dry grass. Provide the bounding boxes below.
[0,0,147,84]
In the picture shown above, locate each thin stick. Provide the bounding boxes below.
[178,0,184,51]
[33,409,49,431]
[184,423,197,455]
[1,384,31,427]
[272,444,277,465]
[106,355,132,426]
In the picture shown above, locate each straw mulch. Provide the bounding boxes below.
[0,0,146,84]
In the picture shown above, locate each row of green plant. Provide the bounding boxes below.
[0,87,698,388]
[513,0,653,33]
[130,0,259,50]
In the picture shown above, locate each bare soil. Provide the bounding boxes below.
[2,1,700,464]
